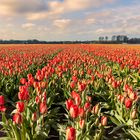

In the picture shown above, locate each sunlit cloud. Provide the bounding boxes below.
[22,23,36,29]
[53,19,71,29]
[0,0,139,40]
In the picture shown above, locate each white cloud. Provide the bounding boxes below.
[0,0,47,17]
[0,0,140,40]
[0,0,116,20]
[53,19,71,29]
[86,18,96,24]
[22,23,35,29]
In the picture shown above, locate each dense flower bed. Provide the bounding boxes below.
[0,44,140,140]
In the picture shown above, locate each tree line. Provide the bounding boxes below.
[0,36,140,44]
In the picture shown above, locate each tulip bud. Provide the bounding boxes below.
[92,104,100,115]
[66,127,76,140]
[39,102,47,114]
[32,112,37,121]
[36,87,41,95]
[72,76,78,83]
[79,119,85,129]
[70,81,76,89]
[86,96,92,102]
[78,107,84,117]
[125,98,132,109]
[20,78,27,85]
[84,102,90,110]
[120,95,125,103]
[0,95,5,105]
[41,81,47,88]
[129,92,137,101]
[35,96,40,104]
[0,105,6,112]
[66,99,73,110]
[87,69,92,75]
[101,116,107,126]
[69,105,79,119]
[78,83,86,92]
[75,95,81,106]
[13,113,22,124]
[131,109,137,119]
[112,81,117,88]
[16,102,25,113]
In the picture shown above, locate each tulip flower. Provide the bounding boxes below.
[84,102,90,110]
[0,95,5,105]
[131,109,137,119]
[13,113,22,124]
[0,105,6,112]
[78,107,85,117]
[35,96,40,104]
[78,83,86,92]
[92,104,100,115]
[32,112,37,121]
[101,116,107,126]
[40,102,47,114]
[16,102,25,113]
[69,105,79,119]
[20,78,27,85]
[66,99,74,110]
[125,98,132,109]
[70,81,76,89]
[79,119,85,129]
[66,127,76,140]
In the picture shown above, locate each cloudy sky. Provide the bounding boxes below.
[0,0,140,41]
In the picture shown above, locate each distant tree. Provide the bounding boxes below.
[105,36,108,41]
[99,37,102,41]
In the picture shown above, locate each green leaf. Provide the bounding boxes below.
[109,124,127,135]
[9,120,20,140]
[0,137,14,140]
[109,116,120,125]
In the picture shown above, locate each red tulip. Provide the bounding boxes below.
[125,98,132,109]
[70,81,76,89]
[0,105,6,112]
[66,127,76,140]
[78,83,86,92]
[92,104,99,115]
[18,86,29,101]
[35,96,40,104]
[78,107,84,117]
[87,69,92,75]
[87,96,92,102]
[0,95,5,105]
[41,81,47,88]
[129,92,137,101]
[20,78,26,85]
[84,102,90,110]
[112,81,117,88]
[13,113,22,124]
[40,102,47,114]
[32,112,37,121]
[79,119,85,129]
[101,116,107,126]
[74,95,81,106]
[27,73,32,79]
[72,76,78,83]
[66,99,74,110]
[16,102,25,113]
[69,105,79,119]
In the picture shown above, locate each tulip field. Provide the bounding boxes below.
[1,44,140,140]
